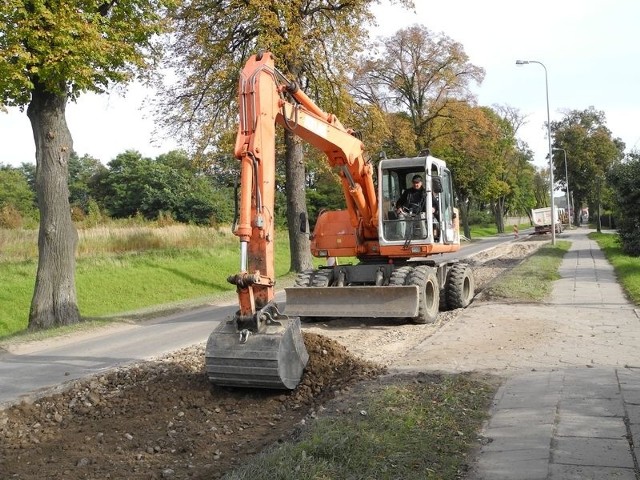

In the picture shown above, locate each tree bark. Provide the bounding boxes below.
[26,82,81,330]
[493,198,505,233]
[458,196,471,239]
[284,131,314,273]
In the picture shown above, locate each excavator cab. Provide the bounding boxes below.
[378,155,458,247]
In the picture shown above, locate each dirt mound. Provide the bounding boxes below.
[0,333,384,480]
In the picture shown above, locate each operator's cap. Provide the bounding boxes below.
[412,174,423,182]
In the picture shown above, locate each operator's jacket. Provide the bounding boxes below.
[396,187,427,215]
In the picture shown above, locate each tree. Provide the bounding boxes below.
[158,0,413,272]
[352,24,485,152]
[551,107,625,229]
[68,153,106,212]
[94,149,233,225]
[0,0,173,329]
[429,103,506,238]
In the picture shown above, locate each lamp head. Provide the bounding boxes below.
[515,60,529,65]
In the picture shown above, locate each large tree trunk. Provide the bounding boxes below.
[493,198,505,233]
[27,83,80,330]
[284,131,314,273]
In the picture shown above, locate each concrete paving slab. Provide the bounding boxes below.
[474,450,549,480]
[557,397,625,417]
[481,424,554,452]
[553,437,634,468]
[548,464,636,479]
[488,408,557,428]
[497,391,560,409]
[556,413,627,438]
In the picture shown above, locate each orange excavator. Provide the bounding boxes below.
[205,52,474,389]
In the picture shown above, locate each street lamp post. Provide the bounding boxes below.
[553,147,571,229]
[516,59,556,245]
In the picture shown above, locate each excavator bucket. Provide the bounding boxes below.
[284,285,420,318]
[205,316,308,390]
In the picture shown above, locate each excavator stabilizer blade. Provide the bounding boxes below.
[205,317,309,390]
[284,285,420,318]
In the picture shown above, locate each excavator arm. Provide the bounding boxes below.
[230,51,379,324]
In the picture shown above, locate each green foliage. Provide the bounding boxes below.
[551,107,625,215]
[68,152,107,211]
[93,149,232,225]
[607,153,640,255]
[0,0,174,107]
[466,209,494,226]
[306,169,346,228]
[0,166,37,223]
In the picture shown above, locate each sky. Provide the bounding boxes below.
[1,0,639,169]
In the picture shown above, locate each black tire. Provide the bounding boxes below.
[293,269,315,287]
[439,286,449,311]
[292,270,317,323]
[445,263,475,309]
[311,268,333,287]
[406,266,439,324]
[389,265,413,286]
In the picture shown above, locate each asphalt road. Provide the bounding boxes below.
[0,232,520,407]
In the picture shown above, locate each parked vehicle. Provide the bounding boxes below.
[531,207,563,234]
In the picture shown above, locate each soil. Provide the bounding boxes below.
[0,236,547,480]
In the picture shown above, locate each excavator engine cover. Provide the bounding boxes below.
[205,315,308,390]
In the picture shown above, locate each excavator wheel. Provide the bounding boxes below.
[293,270,315,287]
[205,315,309,390]
[445,263,475,309]
[388,265,413,286]
[311,269,333,287]
[406,266,439,324]
[439,287,449,312]
[291,269,333,323]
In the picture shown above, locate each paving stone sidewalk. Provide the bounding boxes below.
[470,229,640,480]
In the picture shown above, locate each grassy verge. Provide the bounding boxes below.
[590,232,640,305]
[469,223,530,238]
[484,240,571,301]
[223,374,495,480]
[0,226,295,340]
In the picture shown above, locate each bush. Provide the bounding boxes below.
[466,209,493,225]
[0,204,23,229]
[607,155,640,256]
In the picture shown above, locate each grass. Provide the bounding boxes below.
[0,225,295,339]
[590,232,640,305]
[469,222,530,239]
[222,374,495,480]
[484,240,571,301]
